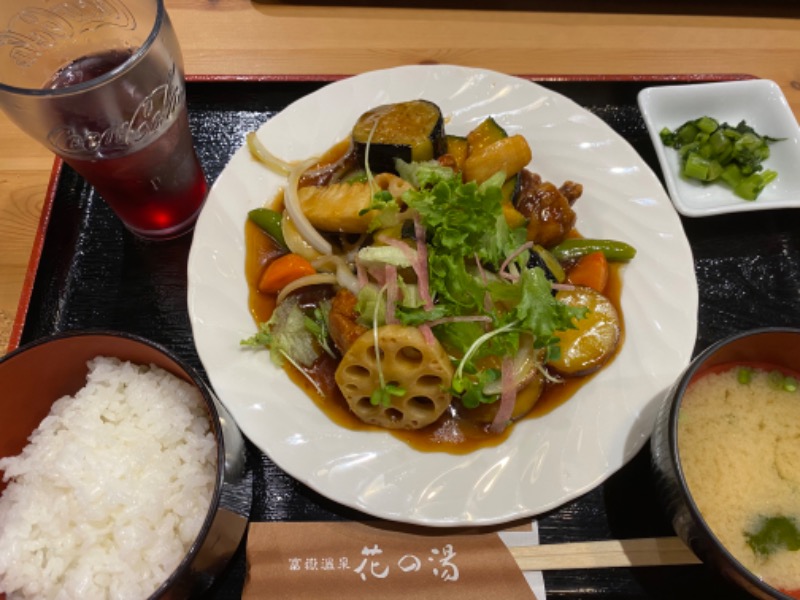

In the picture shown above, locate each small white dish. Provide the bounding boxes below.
[638,79,800,217]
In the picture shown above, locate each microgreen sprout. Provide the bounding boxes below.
[452,320,520,394]
[370,283,406,407]
[303,302,336,358]
[357,120,398,222]
[278,350,324,398]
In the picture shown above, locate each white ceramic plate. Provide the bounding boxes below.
[638,79,800,217]
[187,65,698,526]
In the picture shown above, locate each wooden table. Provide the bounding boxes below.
[2,0,800,352]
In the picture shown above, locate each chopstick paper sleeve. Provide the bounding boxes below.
[244,521,539,599]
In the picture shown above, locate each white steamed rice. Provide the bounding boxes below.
[0,356,217,600]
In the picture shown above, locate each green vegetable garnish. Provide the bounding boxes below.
[737,367,752,385]
[745,516,800,557]
[371,382,406,408]
[768,369,788,391]
[244,137,633,413]
[452,321,519,398]
[374,162,586,406]
[370,284,406,407]
[241,296,331,368]
[248,207,286,248]
[660,117,782,201]
[304,304,336,359]
[756,369,800,393]
[550,238,637,262]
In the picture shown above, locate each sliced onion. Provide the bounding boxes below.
[483,336,537,396]
[551,282,577,292]
[341,233,369,264]
[282,211,322,261]
[385,265,398,325]
[489,356,516,434]
[285,157,333,256]
[425,315,492,329]
[483,291,495,315]
[420,324,436,346]
[500,241,533,282]
[474,253,488,284]
[246,132,292,176]
[310,255,340,271]
[300,144,357,186]
[367,265,387,287]
[311,255,361,295]
[381,237,419,267]
[355,256,368,289]
[413,214,434,310]
[276,273,337,305]
[336,264,362,295]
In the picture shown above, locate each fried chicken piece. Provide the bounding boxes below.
[515,169,578,248]
[559,180,583,205]
[328,288,368,355]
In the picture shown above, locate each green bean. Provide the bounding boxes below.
[248,207,286,248]
[550,239,637,262]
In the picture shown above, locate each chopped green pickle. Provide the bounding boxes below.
[660,117,783,201]
[745,516,800,557]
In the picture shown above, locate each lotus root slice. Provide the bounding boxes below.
[334,324,454,430]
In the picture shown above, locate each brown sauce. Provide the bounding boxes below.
[244,220,626,455]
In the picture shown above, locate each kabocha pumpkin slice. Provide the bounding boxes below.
[462,117,532,184]
[466,116,508,154]
[335,325,454,430]
[352,100,446,174]
[444,135,469,172]
[548,286,620,377]
[463,135,532,184]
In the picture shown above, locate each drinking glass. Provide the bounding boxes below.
[0,0,207,240]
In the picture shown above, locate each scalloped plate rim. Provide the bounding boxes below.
[187,65,698,526]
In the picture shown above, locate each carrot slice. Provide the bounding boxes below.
[258,253,317,294]
[566,250,608,292]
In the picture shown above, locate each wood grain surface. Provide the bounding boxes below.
[2,0,800,351]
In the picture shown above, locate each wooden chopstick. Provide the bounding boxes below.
[509,536,701,571]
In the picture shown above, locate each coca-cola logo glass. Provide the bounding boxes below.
[0,0,208,240]
[47,64,184,157]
